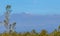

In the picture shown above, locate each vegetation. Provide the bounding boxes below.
[0,26,60,36]
[0,5,60,36]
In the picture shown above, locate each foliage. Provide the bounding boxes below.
[0,26,60,36]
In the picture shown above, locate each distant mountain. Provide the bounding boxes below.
[0,13,60,33]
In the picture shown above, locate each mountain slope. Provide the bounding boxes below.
[0,13,60,33]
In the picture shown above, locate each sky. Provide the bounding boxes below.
[0,0,60,15]
[0,0,60,33]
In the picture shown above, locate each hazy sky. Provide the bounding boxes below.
[0,0,60,15]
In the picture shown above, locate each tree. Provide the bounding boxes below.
[30,29,38,36]
[49,29,57,36]
[0,5,16,33]
[58,25,60,32]
[39,29,48,36]
[31,29,36,34]
[0,5,11,32]
[4,5,11,32]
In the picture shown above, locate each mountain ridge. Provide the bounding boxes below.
[0,13,60,33]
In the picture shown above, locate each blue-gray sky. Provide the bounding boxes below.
[0,0,60,15]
